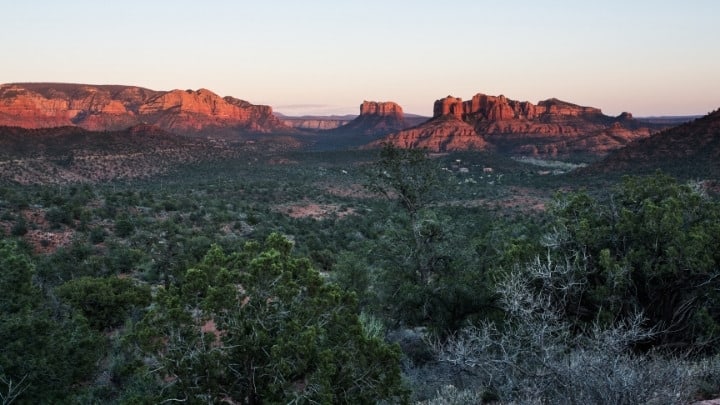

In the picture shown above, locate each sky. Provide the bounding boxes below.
[1,1,719,117]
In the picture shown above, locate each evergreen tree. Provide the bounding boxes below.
[551,173,720,351]
[135,233,406,403]
[0,240,104,403]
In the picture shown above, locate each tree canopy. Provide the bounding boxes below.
[134,233,406,404]
[551,173,720,350]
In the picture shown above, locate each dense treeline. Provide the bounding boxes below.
[1,147,719,403]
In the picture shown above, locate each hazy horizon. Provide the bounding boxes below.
[2,1,719,117]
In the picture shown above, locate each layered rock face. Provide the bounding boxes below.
[375,116,487,151]
[378,92,662,155]
[359,100,404,119]
[281,117,352,130]
[432,93,602,122]
[333,101,410,137]
[0,83,289,134]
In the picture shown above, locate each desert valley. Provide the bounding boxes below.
[2,81,720,404]
[0,82,706,183]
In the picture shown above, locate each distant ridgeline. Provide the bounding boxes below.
[0,82,292,135]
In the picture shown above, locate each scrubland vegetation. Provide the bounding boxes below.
[1,145,720,404]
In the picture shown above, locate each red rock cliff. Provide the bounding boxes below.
[333,100,410,136]
[432,93,601,121]
[360,101,403,118]
[375,92,663,155]
[0,83,289,134]
[433,96,464,120]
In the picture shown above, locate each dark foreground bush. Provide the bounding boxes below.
[430,256,710,404]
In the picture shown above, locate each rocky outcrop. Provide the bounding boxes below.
[282,118,351,130]
[359,101,404,119]
[433,96,464,120]
[376,92,665,155]
[332,101,411,137]
[0,83,290,134]
[280,114,355,130]
[432,93,602,122]
[371,116,487,151]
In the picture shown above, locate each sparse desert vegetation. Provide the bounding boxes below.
[3,0,719,401]
[1,137,720,403]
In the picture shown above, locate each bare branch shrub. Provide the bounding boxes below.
[431,255,700,404]
[0,374,29,405]
[416,384,485,405]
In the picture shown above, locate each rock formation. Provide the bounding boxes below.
[0,83,290,134]
[359,100,404,119]
[280,115,355,130]
[376,116,487,151]
[332,101,411,137]
[431,93,603,123]
[375,92,665,155]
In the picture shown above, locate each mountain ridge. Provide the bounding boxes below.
[0,82,291,135]
[586,109,720,175]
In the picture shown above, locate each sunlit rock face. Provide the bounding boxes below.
[432,93,602,122]
[331,101,411,136]
[0,83,289,134]
[359,101,404,118]
[373,116,488,151]
[374,92,662,155]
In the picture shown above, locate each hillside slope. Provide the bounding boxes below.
[587,109,720,176]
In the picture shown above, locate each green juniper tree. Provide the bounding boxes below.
[360,144,496,331]
[0,240,104,404]
[134,233,406,404]
[550,173,720,351]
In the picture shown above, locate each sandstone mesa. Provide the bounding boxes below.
[0,83,289,134]
[376,92,662,155]
[330,100,412,137]
[0,82,670,156]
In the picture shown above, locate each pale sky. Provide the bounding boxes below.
[2,1,719,117]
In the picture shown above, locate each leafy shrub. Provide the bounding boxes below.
[135,234,407,403]
[550,173,720,351]
[88,226,107,244]
[45,205,73,227]
[114,216,135,237]
[0,240,104,403]
[10,218,27,236]
[55,276,151,330]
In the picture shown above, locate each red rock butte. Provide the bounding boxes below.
[359,101,404,118]
[331,100,410,136]
[374,92,662,154]
[432,93,602,121]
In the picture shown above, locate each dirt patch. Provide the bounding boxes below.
[500,187,549,212]
[319,182,379,199]
[0,208,78,254]
[275,201,356,220]
[444,187,549,214]
[22,208,49,228]
[268,157,298,165]
[25,228,75,254]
